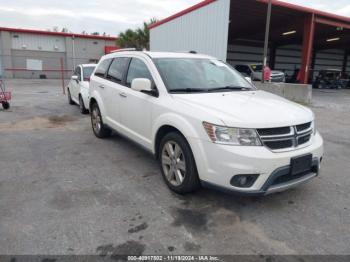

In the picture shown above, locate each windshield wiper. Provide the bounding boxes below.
[169,88,208,93]
[209,86,251,92]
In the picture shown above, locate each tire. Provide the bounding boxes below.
[79,95,89,114]
[90,102,111,138]
[2,101,10,110]
[159,132,200,194]
[67,89,74,105]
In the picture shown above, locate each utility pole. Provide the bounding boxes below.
[72,35,76,69]
[262,0,272,83]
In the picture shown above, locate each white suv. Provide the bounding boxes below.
[89,50,324,195]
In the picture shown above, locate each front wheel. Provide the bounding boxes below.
[90,102,111,138]
[159,132,200,194]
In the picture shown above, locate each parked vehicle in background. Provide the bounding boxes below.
[313,69,348,89]
[235,64,285,82]
[67,64,96,114]
[89,50,323,195]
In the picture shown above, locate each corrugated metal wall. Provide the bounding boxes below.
[150,0,231,61]
[227,43,348,79]
[11,50,66,79]
[314,49,344,75]
[11,33,66,52]
[274,45,301,76]
[227,44,269,66]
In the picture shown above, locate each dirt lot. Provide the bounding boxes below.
[0,79,349,255]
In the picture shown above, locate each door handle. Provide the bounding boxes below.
[119,92,127,98]
[99,85,105,89]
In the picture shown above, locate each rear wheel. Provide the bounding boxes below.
[67,89,74,105]
[2,101,10,110]
[79,95,89,114]
[159,132,200,194]
[90,102,111,138]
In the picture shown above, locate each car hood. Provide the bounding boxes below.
[271,70,284,75]
[172,90,313,128]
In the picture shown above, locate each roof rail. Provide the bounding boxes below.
[111,48,145,53]
[176,50,198,54]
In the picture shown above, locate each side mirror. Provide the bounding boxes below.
[71,75,79,81]
[131,78,152,92]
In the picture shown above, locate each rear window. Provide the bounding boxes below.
[95,59,112,78]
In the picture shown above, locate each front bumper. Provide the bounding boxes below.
[188,132,324,195]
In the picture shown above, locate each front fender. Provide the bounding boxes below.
[152,112,200,154]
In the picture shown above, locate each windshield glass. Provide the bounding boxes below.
[251,64,263,72]
[154,58,254,93]
[83,66,96,80]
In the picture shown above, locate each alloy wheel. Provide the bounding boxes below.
[91,106,102,133]
[161,141,186,186]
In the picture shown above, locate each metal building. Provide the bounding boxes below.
[0,27,117,79]
[149,0,350,84]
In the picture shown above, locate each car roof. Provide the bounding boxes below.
[103,51,216,60]
[81,64,97,67]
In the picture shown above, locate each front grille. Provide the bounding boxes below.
[298,134,311,145]
[257,122,313,151]
[264,140,293,150]
[296,122,311,132]
[257,126,291,136]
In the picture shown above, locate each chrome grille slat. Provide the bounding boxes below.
[257,122,313,152]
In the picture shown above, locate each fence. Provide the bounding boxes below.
[0,53,98,93]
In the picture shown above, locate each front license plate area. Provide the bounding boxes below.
[290,154,312,175]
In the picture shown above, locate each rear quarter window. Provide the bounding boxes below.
[94,59,112,78]
[106,57,130,84]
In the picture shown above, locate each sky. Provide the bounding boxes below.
[0,0,349,36]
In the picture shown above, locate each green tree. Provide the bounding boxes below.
[117,18,158,50]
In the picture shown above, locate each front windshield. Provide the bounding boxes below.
[251,64,263,72]
[154,58,254,93]
[83,66,96,80]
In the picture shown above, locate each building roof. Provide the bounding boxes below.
[0,26,117,41]
[148,0,216,29]
[149,0,350,30]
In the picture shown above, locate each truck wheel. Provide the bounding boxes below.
[159,132,200,194]
[90,102,111,138]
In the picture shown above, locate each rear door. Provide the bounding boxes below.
[118,57,156,148]
[93,58,113,118]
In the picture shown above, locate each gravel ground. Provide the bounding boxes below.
[0,79,349,256]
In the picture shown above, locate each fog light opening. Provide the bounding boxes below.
[230,174,259,188]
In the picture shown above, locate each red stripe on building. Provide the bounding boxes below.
[0,27,117,41]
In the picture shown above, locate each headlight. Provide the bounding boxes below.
[203,122,262,146]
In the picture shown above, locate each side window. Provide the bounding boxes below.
[126,58,154,87]
[74,66,82,80]
[106,57,129,84]
[95,59,112,78]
